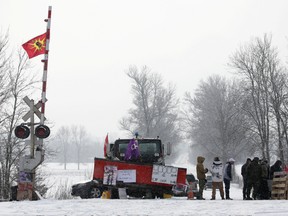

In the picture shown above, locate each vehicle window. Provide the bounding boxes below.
[119,143,128,154]
[186,174,196,182]
[116,139,162,160]
[139,142,159,156]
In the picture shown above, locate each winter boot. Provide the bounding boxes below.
[197,193,205,200]
[225,190,230,200]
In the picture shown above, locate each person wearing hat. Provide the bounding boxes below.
[246,157,262,200]
[196,156,209,200]
[210,156,225,200]
[223,158,235,200]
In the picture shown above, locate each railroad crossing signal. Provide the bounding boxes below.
[14,96,50,139]
[35,125,50,139]
[22,96,46,122]
[14,125,30,139]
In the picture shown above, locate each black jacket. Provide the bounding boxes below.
[247,159,262,182]
[270,160,282,179]
[241,162,249,179]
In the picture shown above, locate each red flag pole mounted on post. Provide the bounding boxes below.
[15,6,52,201]
[41,6,51,125]
[37,6,52,148]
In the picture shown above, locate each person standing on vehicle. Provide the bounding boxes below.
[223,158,235,200]
[210,157,225,200]
[196,156,208,200]
[241,158,251,200]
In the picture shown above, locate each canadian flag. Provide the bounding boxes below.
[104,134,109,157]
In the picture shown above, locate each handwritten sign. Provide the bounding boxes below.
[117,170,136,183]
[103,165,117,185]
[151,165,178,185]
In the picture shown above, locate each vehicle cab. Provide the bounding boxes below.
[111,138,165,164]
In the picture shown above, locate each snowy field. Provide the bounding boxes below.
[1,163,288,216]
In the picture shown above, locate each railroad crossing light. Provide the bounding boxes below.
[35,125,50,139]
[14,125,30,139]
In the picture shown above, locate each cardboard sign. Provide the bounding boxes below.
[19,171,32,183]
[18,182,33,191]
[103,166,117,185]
[117,170,136,183]
[151,165,178,185]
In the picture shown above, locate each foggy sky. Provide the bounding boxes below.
[1,0,288,142]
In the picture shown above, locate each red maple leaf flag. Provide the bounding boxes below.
[22,33,46,59]
[104,134,109,157]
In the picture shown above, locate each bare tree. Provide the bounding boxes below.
[280,86,288,164]
[55,126,71,170]
[71,125,87,170]
[268,68,288,164]
[50,125,98,164]
[0,47,38,199]
[183,75,254,163]
[229,34,288,163]
[0,31,11,124]
[120,66,182,161]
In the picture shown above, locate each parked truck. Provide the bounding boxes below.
[71,136,187,199]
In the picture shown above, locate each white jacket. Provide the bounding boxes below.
[210,160,223,182]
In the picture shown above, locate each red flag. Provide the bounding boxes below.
[104,134,109,157]
[22,33,46,59]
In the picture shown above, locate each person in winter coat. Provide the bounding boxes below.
[223,158,235,200]
[196,156,209,200]
[269,160,283,180]
[241,158,251,200]
[246,157,262,200]
[210,157,225,200]
[258,159,270,199]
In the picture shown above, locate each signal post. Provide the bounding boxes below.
[14,6,52,201]
[15,97,50,200]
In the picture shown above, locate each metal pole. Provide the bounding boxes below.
[39,6,52,149]
[40,6,52,125]
[30,99,35,158]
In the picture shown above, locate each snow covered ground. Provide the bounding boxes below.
[1,163,288,216]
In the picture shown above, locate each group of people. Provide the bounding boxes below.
[196,156,235,200]
[241,157,283,200]
[196,155,285,200]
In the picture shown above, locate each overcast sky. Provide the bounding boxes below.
[1,0,288,141]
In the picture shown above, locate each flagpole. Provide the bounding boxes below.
[40,6,52,125]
